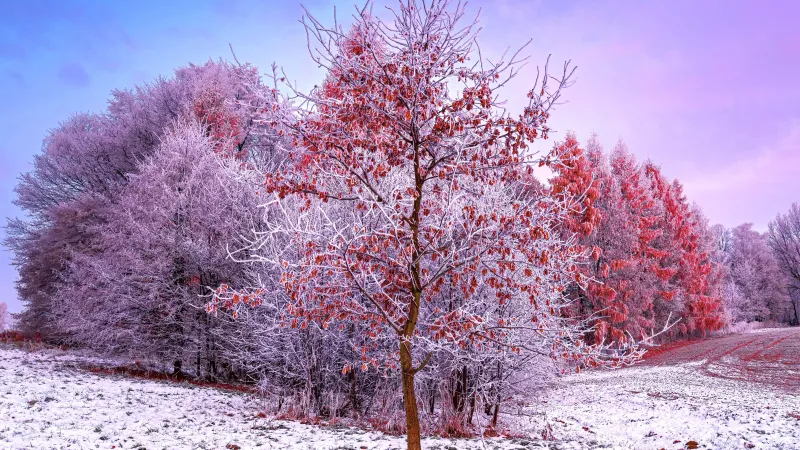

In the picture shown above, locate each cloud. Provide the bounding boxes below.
[57,62,91,87]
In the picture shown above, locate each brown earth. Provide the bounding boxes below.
[642,327,800,390]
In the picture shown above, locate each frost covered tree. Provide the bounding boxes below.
[552,134,724,343]
[49,59,287,375]
[6,112,130,338]
[768,203,800,325]
[0,302,9,332]
[645,164,724,335]
[54,120,268,377]
[6,60,270,341]
[726,223,790,323]
[211,2,645,447]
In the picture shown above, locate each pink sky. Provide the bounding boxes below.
[472,0,800,230]
[0,0,797,312]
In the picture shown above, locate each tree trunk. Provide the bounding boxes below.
[467,391,475,425]
[491,360,502,428]
[400,339,421,450]
[400,138,424,450]
[452,365,467,414]
[348,369,360,417]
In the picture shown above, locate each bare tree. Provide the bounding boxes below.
[768,203,800,325]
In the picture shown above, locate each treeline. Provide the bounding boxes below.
[551,136,799,345]
[5,1,799,444]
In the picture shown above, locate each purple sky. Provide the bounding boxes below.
[0,0,798,313]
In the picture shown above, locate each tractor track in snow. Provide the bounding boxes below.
[641,328,800,390]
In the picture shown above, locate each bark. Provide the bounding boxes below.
[400,338,421,450]
[348,369,361,417]
[452,366,467,414]
[398,139,424,450]
[467,392,475,425]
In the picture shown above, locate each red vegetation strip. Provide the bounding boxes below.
[84,365,256,395]
[641,339,695,360]
[719,337,759,358]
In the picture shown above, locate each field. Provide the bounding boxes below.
[518,328,800,449]
[1,328,798,450]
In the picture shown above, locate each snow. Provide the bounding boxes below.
[513,359,800,449]
[2,344,798,449]
[0,347,547,450]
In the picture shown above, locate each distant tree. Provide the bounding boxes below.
[550,136,642,343]
[645,164,724,335]
[728,223,790,323]
[687,205,727,329]
[0,302,9,332]
[767,203,800,325]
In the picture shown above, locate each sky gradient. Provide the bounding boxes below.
[1,0,798,313]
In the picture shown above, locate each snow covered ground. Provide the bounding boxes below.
[512,328,800,449]
[0,346,550,450]
[519,360,799,449]
[2,331,799,450]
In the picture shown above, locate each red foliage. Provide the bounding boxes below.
[85,364,256,394]
[557,137,724,346]
[550,133,601,237]
[193,89,244,158]
[0,330,26,343]
[645,163,724,335]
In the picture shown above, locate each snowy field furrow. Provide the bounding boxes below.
[2,344,798,450]
[525,361,800,449]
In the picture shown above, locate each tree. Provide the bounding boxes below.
[6,60,271,341]
[688,205,727,326]
[53,106,281,376]
[0,302,9,332]
[727,223,790,323]
[645,164,724,336]
[549,134,634,343]
[603,143,665,338]
[767,204,800,325]
[6,112,129,338]
[555,135,722,343]
[213,2,642,448]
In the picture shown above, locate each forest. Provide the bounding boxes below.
[3,2,799,449]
